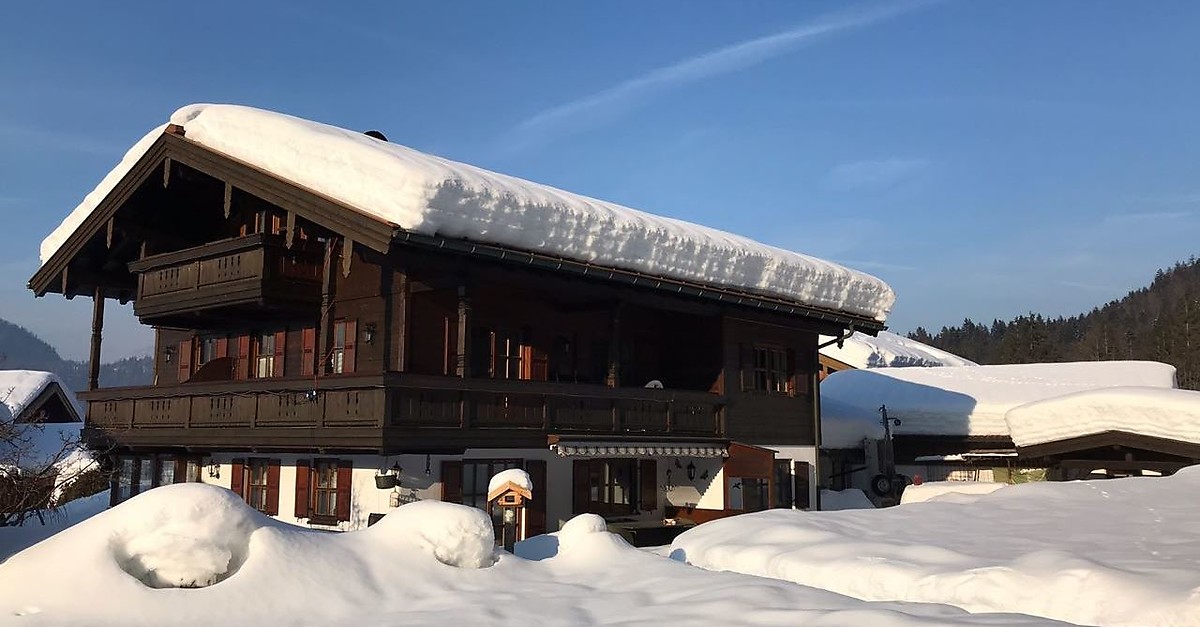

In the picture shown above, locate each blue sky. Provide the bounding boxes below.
[2,1,1199,361]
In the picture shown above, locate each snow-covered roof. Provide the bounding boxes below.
[820,361,1178,437]
[41,104,895,322]
[1006,386,1200,448]
[0,370,76,422]
[820,397,885,449]
[819,331,977,369]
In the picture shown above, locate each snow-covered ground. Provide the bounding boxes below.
[820,331,977,369]
[0,490,108,561]
[898,481,1007,504]
[0,484,1064,626]
[672,469,1200,627]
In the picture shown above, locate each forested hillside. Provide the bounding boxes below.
[911,258,1200,389]
[0,318,152,391]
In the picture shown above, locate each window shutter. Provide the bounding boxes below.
[343,320,357,373]
[335,460,353,521]
[274,330,286,377]
[440,460,463,503]
[266,459,281,516]
[528,346,549,381]
[572,460,589,515]
[215,337,228,359]
[236,335,251,380]
[738,343,754,392]
[174,458,187,484]
[638,459,658,512]
[301,327,316,376]
[230,458,245,499]
[524,460,547,537]
[178,338,193,383]
[793,461,811,511]
[294,459,311,518]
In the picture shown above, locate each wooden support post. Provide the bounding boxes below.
[380,266,394,372]
[455,285,471,378]
[105,218,115,249]
[317,238,337,375]
[606,302,622,388]
[88,286,105,391]
[395,271,410,372]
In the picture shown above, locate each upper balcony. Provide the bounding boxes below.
[128,233,323,327]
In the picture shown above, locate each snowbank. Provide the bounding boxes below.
[41,104,895,322]
[672,468,1200,626]
[820,331,977,369]
[1006,386,1200,447]
[820,489,875,510]
[899,481,1007,505]
[820,361,1178,437]
[0,486,1061,625]
[0,490,109,562]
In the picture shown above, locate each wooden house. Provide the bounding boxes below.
[28,105,892,534]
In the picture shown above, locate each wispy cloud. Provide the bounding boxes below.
[499,0,938,152]
[827,158,930,190]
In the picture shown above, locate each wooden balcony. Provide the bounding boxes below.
[127,233,322,325]
[80,374,725,453]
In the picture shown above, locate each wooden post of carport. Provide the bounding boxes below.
[88,285,105,390]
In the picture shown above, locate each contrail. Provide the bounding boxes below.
[501,0,939,151]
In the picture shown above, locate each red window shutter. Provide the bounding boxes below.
[215,337,228,359]
[266,459,281,516]
[178,338,193,383]
[301,327,316,376]
[524,460,547,537]
[274,330,286,377]
[343,320,357,374]
[236,335,251,380]
[639,459,658,512]
[230,458,245,499]
[440,460,463,503]
[335,460,353,522]
[294,460,311,518]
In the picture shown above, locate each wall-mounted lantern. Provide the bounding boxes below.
[686,461,697,481]
[362,322,377,345]
[163,346,175,363]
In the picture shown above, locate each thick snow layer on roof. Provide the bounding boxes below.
[820,397,885,448]
[41,104,895,321]
[1006,386,1200,447]
[820,361,1178,437]
[672,468,1200,626]
[0,370,73,421]
[820,331,977,369]
[0,484,1058,625]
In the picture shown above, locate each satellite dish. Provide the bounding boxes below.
[644,380,664,389]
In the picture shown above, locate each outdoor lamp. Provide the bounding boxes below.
[362,323,377,345]
[686,461,697,481]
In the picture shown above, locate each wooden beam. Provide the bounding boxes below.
[223,182,232,219]
[162,157,171,188]
[318,238,337,375]
[341,237,353,277]
[89,287,105,391]
[606,302,622,387]
[106,218,115,249]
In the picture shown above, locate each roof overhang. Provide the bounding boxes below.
[1017,430,1200,460]
[549,437,729,458]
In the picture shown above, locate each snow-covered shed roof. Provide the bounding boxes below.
[819,331,977,370]
[1006,386,1200,448]
[820,361,1178,437]
[39,104,895,323]
[0,370,79,423]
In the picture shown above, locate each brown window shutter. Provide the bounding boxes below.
[236,335,251,380]
[343,320,357,373]
[172,458,186,483]
[793,461,811,510]
[294,459,311,518]
[266,459,281,516]
[215,337,228,359]
[738,343,754,391]
[525,346,549,381]
[572,460,589,515]
[301,327,316,376]
[274,330,286,377]
[638,459,658,512]
[440,460,463,503]
[178,338,193,383]
[230,458,245,499]
[524,460,547,537]
[335,460,353,521]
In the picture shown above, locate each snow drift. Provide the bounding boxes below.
[820,331,977,369]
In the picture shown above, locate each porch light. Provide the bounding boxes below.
[163,346,175,363]
[362,323,376,345]
[686,461,697,481]
[424,454,431,475]
[207,461,220,479]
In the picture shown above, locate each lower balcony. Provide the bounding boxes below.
[80,374,726,453]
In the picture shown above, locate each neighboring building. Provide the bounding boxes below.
[0,370,90,515]
[27,104,894,538]
[820,361,1178,485]
[0,370,81,426]
[817,330,977,380]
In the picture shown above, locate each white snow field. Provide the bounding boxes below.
[1006,386,1200,447]
[0,484,1063,626]
[0,490,108,561]
[41,104,895,322]
[898,480,1007,505]
[671,468,1200,627]
[820,331,977,369]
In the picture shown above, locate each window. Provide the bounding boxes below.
[729,477,769,512]
[197,336,221,366]
[753,346,790,394]
[157,460,176,487]
[461,459,521,510]
[469,327,547,381]
[330,320,355,374]
[575,459,636,516]
[246,459,270,512]
[255,332,276,378]
[111,455,205,506]
[313,460,338,519]
[117,457,135,503]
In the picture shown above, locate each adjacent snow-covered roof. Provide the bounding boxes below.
[1006,386,1200,448]
[820,397,885,449]
[820,361,1178,437]
[819,331,977,369]
[41,104,895,322]
[0,370,76,422]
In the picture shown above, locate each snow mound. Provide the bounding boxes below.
[41,104,895,322]
[366,500,496,568]
[820,331,977,369]
[1006,386,1200,447]
[487,467,532,497]
[900,481,1007,505]
[820,488,875,510]
[672,469,1200,626]
[821,361,1178,437]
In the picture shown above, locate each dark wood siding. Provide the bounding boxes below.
[722,317,817,445]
